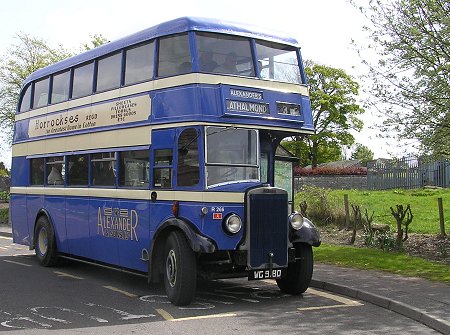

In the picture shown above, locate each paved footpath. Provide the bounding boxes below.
[312,264,450,334]
[1,224,449,334]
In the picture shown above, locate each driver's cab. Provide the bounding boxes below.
[151,126,297,208]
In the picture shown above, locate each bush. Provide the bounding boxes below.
[295,186,346,226]
[0,191,10,202]
[0,208,8,224]
[295,166,367,176]
[363,230,400,251]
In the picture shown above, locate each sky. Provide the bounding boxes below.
[0,0,408,167]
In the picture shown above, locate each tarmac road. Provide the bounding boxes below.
[0,234,443,334]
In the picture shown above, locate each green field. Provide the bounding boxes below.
[296,187,450,234]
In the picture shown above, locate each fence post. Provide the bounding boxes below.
[344,194,350,229]
[438,197,446,236]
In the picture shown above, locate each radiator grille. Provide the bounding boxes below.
[248,192,288,269]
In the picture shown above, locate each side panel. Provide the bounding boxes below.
[10,156,28,187]
[45,195,68,253]
[89,198,120,267]
[66,196,91,258]
[26,195,45,245]
[10,194,29,245]
[117,199,151,272]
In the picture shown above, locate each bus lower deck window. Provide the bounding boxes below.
[119,150,149,188]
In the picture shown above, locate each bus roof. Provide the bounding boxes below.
[25,17,300,84]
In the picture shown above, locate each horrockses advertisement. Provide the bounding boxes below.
[28,95,151,138]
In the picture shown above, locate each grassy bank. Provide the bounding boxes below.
[296,187,450,234]
[315,243,450,283]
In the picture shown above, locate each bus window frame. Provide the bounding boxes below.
[156,32,192,78]
[19,83,32,113]
[71,61,95,100]
[33,76,50,109]
[124,40,156,86]
[95,51,123,93]
[51,69,71,105]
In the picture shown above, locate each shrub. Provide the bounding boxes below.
[295,186,346,226]
[0,191,10,202]
[295,166,367,176]
[0,208,8,224]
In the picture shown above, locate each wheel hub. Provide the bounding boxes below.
[38,228,48,256]
[166,249,177,287]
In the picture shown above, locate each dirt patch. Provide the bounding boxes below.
[319,226,450,266]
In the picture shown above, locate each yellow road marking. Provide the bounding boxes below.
[307,288,363,306]
[170,313,237,322]
[156,308,174,321]
[54,271,84,280]
[262,280,363,311]
[103,286,138,298]
[3,259,32,267]
[296,304,361,311]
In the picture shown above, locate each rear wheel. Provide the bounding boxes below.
[163,231,197,306]
[276,243,313,294]
[34,216,58,267]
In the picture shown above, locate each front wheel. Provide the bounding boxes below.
[34,216,58,267]
[276,243,313,294]
[163,231,197,306]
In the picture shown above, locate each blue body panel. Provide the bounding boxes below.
[13,83,313,144]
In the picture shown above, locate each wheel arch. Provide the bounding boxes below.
[148,218,216,283]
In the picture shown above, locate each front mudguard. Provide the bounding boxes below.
[289,217,321,247]
[148,217,216,283]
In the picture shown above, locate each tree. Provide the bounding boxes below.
[0,34,109,141]
[0,33,72,140]
[82,34,110,51]
[350,143,374,166]
[352,0,450,158]
[285,62,364,167]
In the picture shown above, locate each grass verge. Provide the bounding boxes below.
[296,187,450,234]
[315,243,450,283]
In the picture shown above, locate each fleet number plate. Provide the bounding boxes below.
[249,268,284,280]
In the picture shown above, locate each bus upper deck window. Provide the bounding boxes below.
[196,32,254,77]
[96,52,122,92]
[125,42,155,85]
[157,34,191,77]
[51,70,70,104]
[255,41,301,84]
[33,78,49,109]
[19,84,32,113]
[72,62,94,99]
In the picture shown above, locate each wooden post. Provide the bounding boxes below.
[438,197,446,236]
[344,194,350,229]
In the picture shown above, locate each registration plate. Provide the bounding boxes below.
[248,268,284,280]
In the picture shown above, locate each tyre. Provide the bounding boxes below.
[34,216,58,267]
[276,243,313,294]
[163,231,197,306]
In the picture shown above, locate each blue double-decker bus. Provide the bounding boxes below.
[10,17,320,305]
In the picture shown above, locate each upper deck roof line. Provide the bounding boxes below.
[25,17,300,84]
